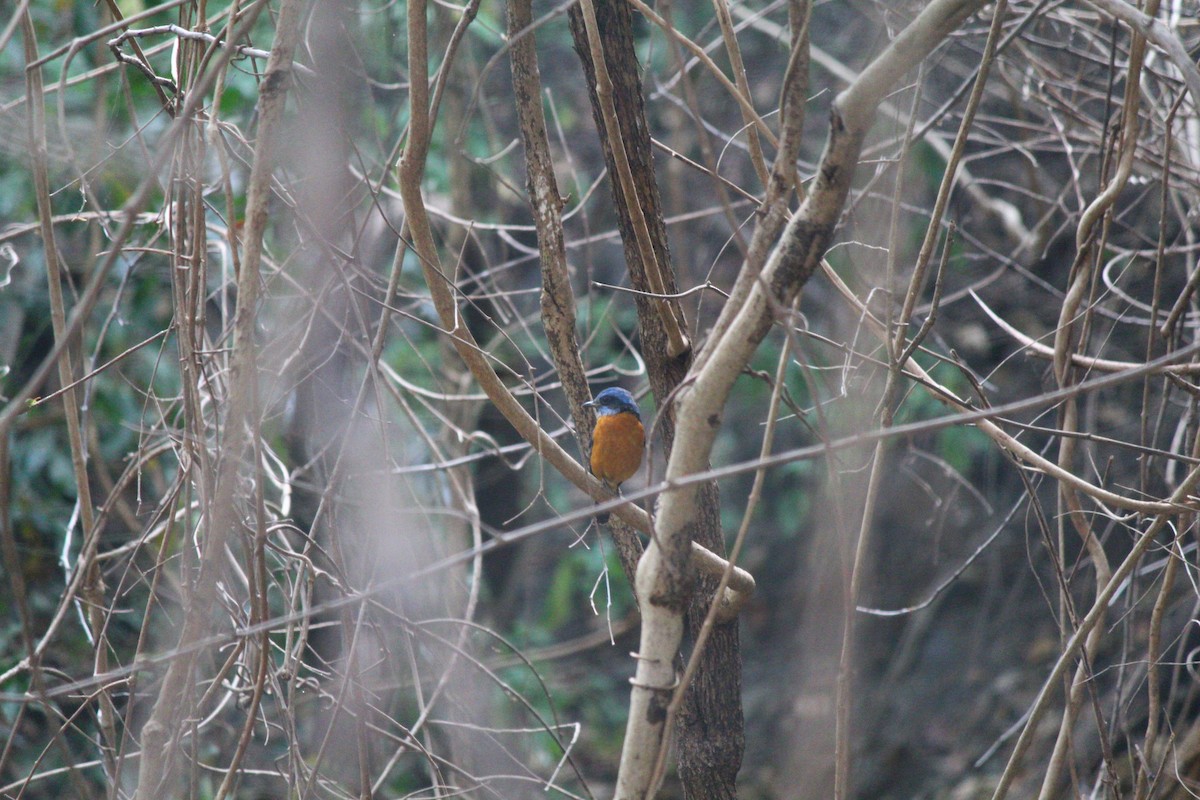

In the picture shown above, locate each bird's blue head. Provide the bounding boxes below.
[584,387,641,419]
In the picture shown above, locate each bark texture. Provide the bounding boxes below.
[566,2,744,795]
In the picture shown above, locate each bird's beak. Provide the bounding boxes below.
[582,399,597,408]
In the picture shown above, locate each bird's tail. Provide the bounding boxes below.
[595,482,618,524]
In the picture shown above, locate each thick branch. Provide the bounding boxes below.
[507,0,646,583]
[507,0,591,438]
[615,1,989,797]
[576,0,691,358]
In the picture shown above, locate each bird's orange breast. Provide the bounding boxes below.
[590,412,645,486]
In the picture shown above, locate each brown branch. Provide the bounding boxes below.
[575,0,692,358]
[507,0,647,582]
[989,441,1200,800]
[506,0,593,470]
[22,2,120,770]
[710,0,770,187]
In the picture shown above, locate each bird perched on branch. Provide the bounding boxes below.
[584,387,645,524]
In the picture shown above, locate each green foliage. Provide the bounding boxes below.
[0,156,35,220]
[890,358,992,475]
[539,538,632,635]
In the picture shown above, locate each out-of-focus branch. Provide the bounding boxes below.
[0,9,273,734]
[131,0,304,795]
[836,7,1007,796]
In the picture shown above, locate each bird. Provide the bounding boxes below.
[583,387,645,523]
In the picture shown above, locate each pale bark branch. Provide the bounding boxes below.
[616,2,989,797]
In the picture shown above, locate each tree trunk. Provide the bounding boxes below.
[566,2,744,795]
